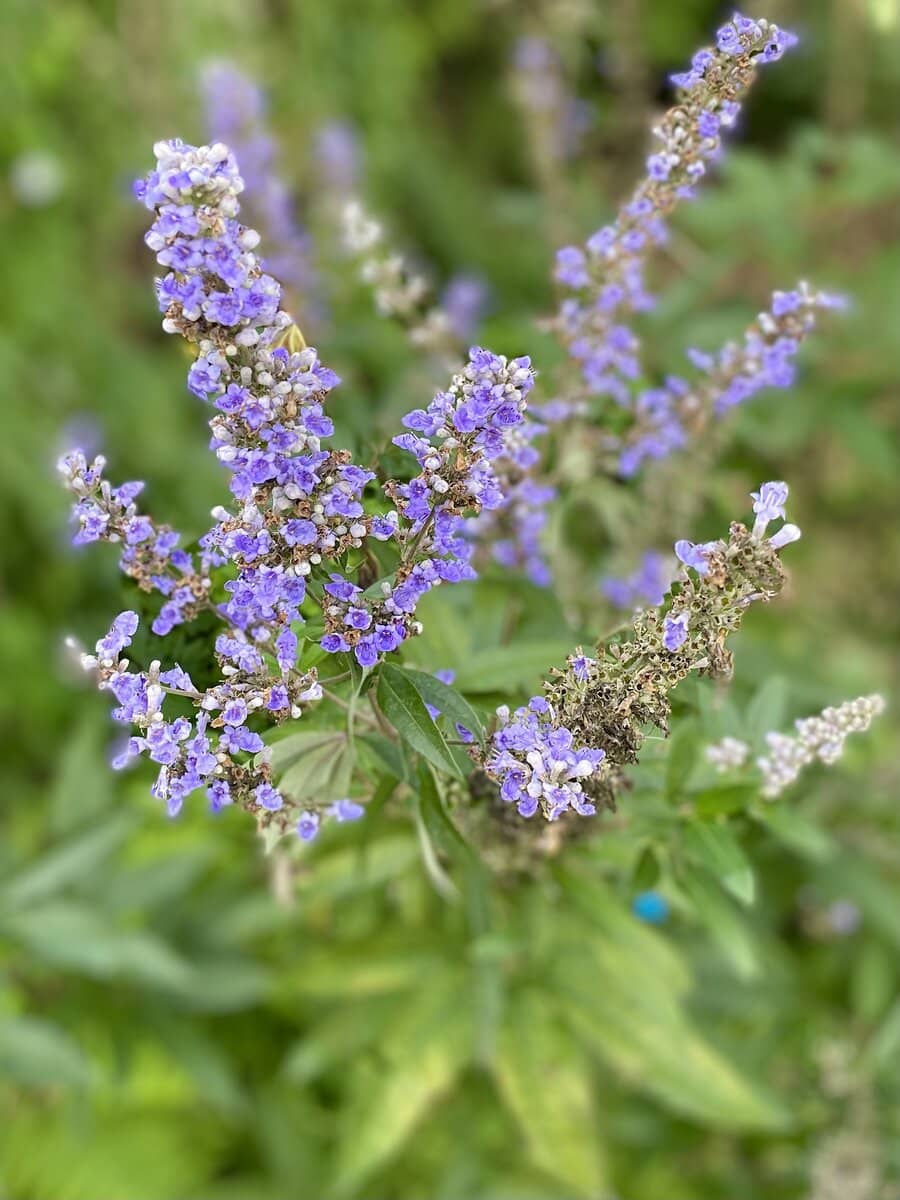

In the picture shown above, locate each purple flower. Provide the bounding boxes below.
[222,698,248,726]
[296,810,320,841]
[275,628,297,673]
[254,782,283,811]
[751,480,789,534]
[95,611,140,661]
[329,799,364,822]
[485,699,604,822]
[674,539,712,575]
[282,518,318,547]
[662,611,690,652]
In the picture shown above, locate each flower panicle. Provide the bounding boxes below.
[757,694,886,798]
[201,63,320,321]
[342,200,458,359]
[618,283,842,476]
[552,12,799,406]
[57,449,211,636]
[480,480,802,821]
[60,139,537,831]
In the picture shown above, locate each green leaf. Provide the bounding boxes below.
[278,940,440,1000]
[377,663,463,779]
[754,803,837,862]
[417,763,490,934]
[556,867,692,997]
[413,789,460,902]
[558,980,787,1131]
[331,971,471,1197]
[2,902,193,991]
[394,667,485,739]
[683,821,755,905]
[452,641,573,692]
[678,865,761,980]
[632,845,661,890]
[281,994,403,1085]
[1,812,137,910]
[494,990,606,1197]
[48,712,115,833]
[745,675,789,746]
[863,998,900,1074]
[151,1019,247,1115]
[359,732,408,781]
[665,725,698,800]
[691,783,758,818]
[553,916,784,1130]
[0,1016,91,1088]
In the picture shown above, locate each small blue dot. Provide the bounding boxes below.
[632,890,670,924]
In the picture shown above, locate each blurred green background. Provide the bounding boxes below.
[2,1,899,1197]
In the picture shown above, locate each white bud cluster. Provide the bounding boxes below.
[341,201,456,356]
[705,735,750,772]
[757,694,885,799]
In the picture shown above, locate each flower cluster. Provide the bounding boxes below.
[201,63,319,319]
[57,449,211,636]
[485,696,605,821]
[617,284,843,475]
[62,139,544,835]
[341,194,555,588]
[552,13,798,407]
[137,141,374,637]
[705,736,750,772]
[756,695,885,799]
[465,407,558,587]
[70,610,321,818]
[479,483,801,820]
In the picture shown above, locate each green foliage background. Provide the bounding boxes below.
[1,1,899,1197]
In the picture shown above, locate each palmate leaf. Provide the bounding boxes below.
[494,989,607,1197]
[553,868,785,1130]
[377,664,463,779]
[263,729,353,807]
[330,968,473,1198]
[559,986,788,1132]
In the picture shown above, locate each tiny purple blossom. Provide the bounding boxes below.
[751,480,789,535]
[329,799,365,822]
[662,611,690,652]
[297,810,320,841]
[674,539,712,575]
[254,782,283,811]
